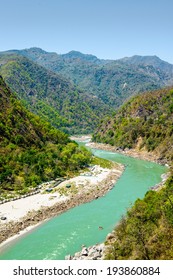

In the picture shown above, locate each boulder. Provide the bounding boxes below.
[65,255,72,260]
[81,247,88,256]
[92,251,102,260]
[106,233,115,241]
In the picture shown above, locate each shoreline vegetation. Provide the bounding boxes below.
[0,146,124,250]
[0,136,169,259]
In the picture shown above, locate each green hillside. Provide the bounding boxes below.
[93,87,173,162]
[9,48,173,108]
[0,53,110,134]
[92,86,173,259]
[0,76,91,198]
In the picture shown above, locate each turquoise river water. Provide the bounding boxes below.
[0,147,167,260]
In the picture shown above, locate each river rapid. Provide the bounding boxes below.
[0,145,167,260]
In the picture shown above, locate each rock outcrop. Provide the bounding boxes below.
[65,244,105,260]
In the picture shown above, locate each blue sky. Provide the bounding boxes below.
[1,0,173,63]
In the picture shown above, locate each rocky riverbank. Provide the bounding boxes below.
[0,163,124,247]
[87,142,169,165]
[65,232,116,260]
[65,244,105,260]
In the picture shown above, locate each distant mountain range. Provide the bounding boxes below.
[1,48,173,133]
[5,47,173,106]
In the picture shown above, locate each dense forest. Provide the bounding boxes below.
[0,76,92,199]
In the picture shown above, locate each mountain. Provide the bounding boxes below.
[119,55,173,75]
[0,76,91,197]
[0,53,110,134]
[61,50,101,63]
[4,47,106,65]
[118,55,173,85]
[93,86,173,162]
[8,47,173,108]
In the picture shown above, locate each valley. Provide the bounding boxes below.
[0,48,172,260]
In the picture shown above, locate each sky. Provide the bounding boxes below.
[0,0,173,63]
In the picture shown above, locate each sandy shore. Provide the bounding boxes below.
[0,192,67,222]
[0,163,124,248]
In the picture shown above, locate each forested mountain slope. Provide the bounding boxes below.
[92,86,173,259]
[119,55,173,77]
[0,53,110,134]
[93,87,173,162]
[7,48,173,108]
[0,76,91,198]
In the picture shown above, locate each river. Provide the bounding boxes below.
[0,145,167,260]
